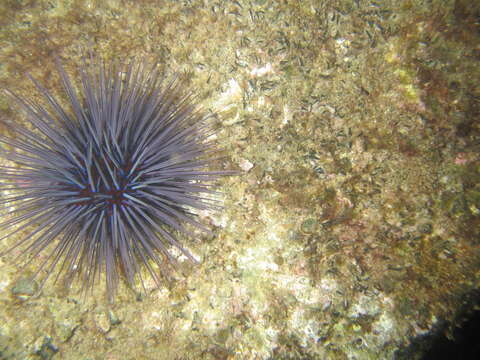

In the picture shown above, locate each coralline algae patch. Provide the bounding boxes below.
[135,187,402,359]
[181,202,300,355]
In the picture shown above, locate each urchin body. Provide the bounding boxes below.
[0,58,224,299]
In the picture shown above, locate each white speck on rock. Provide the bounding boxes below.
[239,158,254,172]
[250,63,272,77]
[370,312,396,347]
[350,294,381,318]
[320,277,338,292]
[214,78,242,110]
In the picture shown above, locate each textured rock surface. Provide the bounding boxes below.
[0,0,479,359]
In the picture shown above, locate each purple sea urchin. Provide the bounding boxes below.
[0,56,229,300]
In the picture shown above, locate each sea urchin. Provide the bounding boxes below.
[0,56,228,299]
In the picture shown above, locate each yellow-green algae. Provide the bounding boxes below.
[0,0,479,359]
